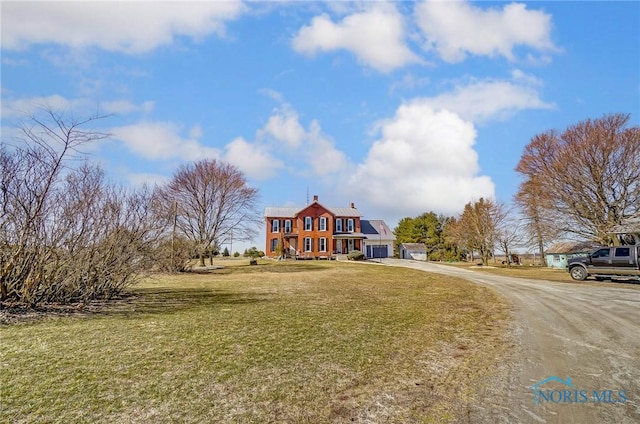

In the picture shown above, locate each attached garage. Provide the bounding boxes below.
[366,244,389,259]
[361,219,395,259]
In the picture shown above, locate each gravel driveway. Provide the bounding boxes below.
[381,259,640,423]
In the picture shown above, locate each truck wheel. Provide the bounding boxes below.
[570,266,588,281]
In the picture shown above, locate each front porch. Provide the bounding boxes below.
[333,233,365,254]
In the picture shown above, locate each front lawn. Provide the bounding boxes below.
[1,261,508,423]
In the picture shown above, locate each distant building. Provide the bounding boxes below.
[545,241,600,269]
[263,195,393,259]
[399,243,427,261]
[610,215,640,245]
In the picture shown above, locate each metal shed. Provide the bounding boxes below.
[399,243,427,261]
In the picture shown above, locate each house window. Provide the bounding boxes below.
[304,216,313,231]
[319,217,327,231]
[271,219,279,233]
[347,219,354,232]
[304,237,313,252]
[284,219,292,233]
[319,237,327,252]
[336,218,343,232]
[553,255,560,262]
[270,238,278,253]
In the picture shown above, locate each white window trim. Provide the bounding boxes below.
[271,238,278,252]
[272,219,279,233]
[284,219,292,233]
[304,216,312,231]
[304,237,313,252]
[336,218,342,232]
[347,218,354,232]
[319,217,327,231]
[319,237,327,252]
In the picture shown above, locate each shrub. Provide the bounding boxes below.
[347,250,365,261]
[244,247,265,258]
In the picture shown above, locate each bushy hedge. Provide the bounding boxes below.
[347,250,365,261]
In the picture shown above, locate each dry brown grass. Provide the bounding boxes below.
[441,261,640,288]
[1,260,509,423]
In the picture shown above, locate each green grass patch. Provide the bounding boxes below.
[1,261,509,423]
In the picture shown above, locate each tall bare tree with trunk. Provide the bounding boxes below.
[156,159,260,267]
[446,198,505,265]
[495,206,526,267]
[515,113,640,245]
[514,179,557,266]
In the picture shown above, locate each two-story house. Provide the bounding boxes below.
[264,195,394,259]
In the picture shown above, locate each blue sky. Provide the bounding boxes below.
[2,1,639,249]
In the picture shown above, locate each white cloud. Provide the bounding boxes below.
[258,88,284,103]
[189,125,203,139]
[292,4,421,73]
[126,172,171,187]
[255,103,349,177]
[417,74,554,123]
[259,105,306,148]
[114,121,283,181]
[112,121,220,161]
[100,100,155,115]
[416,1,557,63]
[346,105,495,219]
[223,137,283,180]
[389,74,431,94]
[344,72,552,219]
[1,95,155,118]
[1,1,246,53]
[305,120,349,176]
[1,94,76,118]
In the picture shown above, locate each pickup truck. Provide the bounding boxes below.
[567,245,640,281]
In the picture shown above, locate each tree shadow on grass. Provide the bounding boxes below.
[125,287,272,314]
[0,288,272,325]
[206,262,330,275]
[0,262,333,324]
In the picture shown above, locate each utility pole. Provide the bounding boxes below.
[379,226,382,263]
[171,200,177,268]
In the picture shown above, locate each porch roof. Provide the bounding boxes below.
[333,232,366,239]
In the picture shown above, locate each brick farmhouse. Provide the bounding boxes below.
[264,195,394,259]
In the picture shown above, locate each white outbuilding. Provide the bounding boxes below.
[399,243,427,260]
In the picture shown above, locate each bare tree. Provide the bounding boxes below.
[515,114,640,244]
[514,179,557,266]
[443,217,469,261]
[495,206,526,267]
[446,198,505,265]
[1,108,161,306]
[156,159,260,267]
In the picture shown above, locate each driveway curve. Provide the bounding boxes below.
[381,259,640,423]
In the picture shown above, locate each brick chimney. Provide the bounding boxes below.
[313,195,318,202]
[350,202,355,208]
